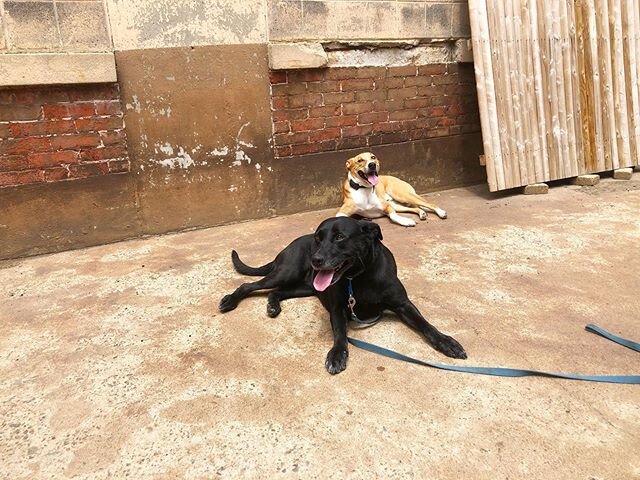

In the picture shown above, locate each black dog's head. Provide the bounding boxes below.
[310,217,383,292]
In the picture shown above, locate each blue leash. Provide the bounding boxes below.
[347,324,640,385]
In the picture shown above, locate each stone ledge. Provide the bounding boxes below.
[0,53,117,87]
[268,43,328,70]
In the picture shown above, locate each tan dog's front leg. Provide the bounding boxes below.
[383,203,416,227]
[336,201,358,218]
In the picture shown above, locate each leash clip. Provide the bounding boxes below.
[346,278,381,328]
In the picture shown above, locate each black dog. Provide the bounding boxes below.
[219,217,466,374]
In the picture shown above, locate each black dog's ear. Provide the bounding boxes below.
[359,220,383,241]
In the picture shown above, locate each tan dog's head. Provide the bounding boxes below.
[345,152,380,186]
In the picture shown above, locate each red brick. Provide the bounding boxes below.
[431,74,458,86]
[94,100,123,116]
[376,77,404,89]
[419,106,447,118]
[342,102,373,115]
[309,128,340,142]
[337,137,367,149]
[0,104,42,122]
[358,112,389,124]
[319,81,341,93]
[418,64,446,76]
[288,93,323,108]
[42,102,95,119]
[308,105,340,118]
[273,121,290,134]
[75,116,124,132]
[1,137,51,155]
[373,100,404,112]
[269,71,287,84]
[0,90,36,104]
[405,76,432,87]
[354,67,385,79]
[67,84,120,102]
[99,130,126,146]
[288,70,325,83]
[28,150,80,168]
[340,78,374,91]
[0,169,43,186]
[80,145,128,162]
[290,143,320,155]
[457,113,480,124]
[372,122,402,134]
[108,159,130,173]
[68,162,107,178]
[325,115,357,127]
[404,98,430,109]
[51,134,101,150]
[275,145,292,157]
[342,124,373,137]
[274,132,309,146]
[389,110,417,121]
[325,68,357,80]
[431,96,455,106]
[0,120,75,137]
[272,109,308,122]
[43,166,69,182]
[388,87,417,101]
[355,90,387,102]
[387,65,417,77]
[272,96,288,109]
[316,140,338,152]
[447,104,465,115]
[324,92,354,105]
[272,82,307,96]
[290,118,325,132]
[0,155,28,172]
[416,86,441,97]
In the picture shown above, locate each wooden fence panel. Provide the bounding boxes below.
[469,0,640,191]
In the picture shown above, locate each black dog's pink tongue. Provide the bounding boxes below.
[313,270,334,291]
[367,173,379,185]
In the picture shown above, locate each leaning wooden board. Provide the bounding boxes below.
[468,0,640,191]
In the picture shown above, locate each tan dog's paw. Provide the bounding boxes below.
[435,208,447,219]
[419,210,428,221]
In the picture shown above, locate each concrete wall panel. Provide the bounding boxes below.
[106,0,268,51]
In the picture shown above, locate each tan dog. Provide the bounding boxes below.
[336,152,447,227]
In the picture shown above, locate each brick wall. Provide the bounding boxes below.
[0,84,129,187]
[269,64,480,158]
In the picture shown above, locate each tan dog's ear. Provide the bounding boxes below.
[345,157,356,170]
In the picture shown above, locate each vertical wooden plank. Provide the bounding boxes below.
[609,0,632,167]
[522,0,545,182]
[504,0,529,185]
[559,0,580,177]
[575,0,597,173]
[635,0,640,165]
[469,0,500,191]
[567,0,586,174]
[586,0,606,172]
[597,0,618,170]
[487,0,517,187]
[622,0,640,167]
[529,0,551,180]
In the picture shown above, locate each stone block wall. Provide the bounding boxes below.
[0,84,129,187]
[0,0,111,53]
[270,63,480,157]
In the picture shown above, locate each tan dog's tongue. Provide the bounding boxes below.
[313,270,334,292]
[367,173,379,185]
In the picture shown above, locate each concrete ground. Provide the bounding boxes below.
[1,176,639,480]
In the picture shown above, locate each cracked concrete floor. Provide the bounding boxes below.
[1,177,639,479]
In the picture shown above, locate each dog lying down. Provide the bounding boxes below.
[337,152,448,227]
[219,217,466,374]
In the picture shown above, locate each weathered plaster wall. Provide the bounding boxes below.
[268,0,471,41]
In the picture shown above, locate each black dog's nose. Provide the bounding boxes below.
[311,253,324,269]
[368,162,376,170]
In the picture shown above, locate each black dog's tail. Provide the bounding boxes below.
[231,250,274,276]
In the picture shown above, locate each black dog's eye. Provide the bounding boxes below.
[334,233,345,241]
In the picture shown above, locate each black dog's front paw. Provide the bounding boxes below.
[325,347,349,374]
[266,301,281,318]
[219,294,238,313]
[434,335,467,359]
